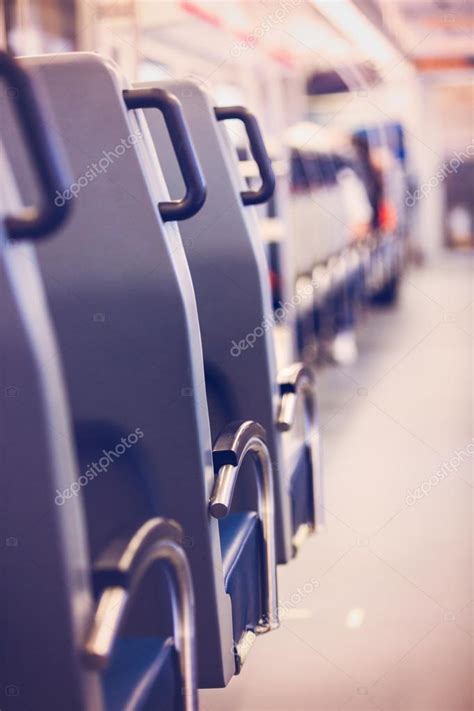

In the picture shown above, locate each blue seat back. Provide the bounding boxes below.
[1,53,234,687]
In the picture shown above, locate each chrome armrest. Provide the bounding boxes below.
[210,420,279,633]
[84,518,198,711]
[277,362,315,433]
[277,363,321,547]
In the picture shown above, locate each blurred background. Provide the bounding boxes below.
[1,2,471,710]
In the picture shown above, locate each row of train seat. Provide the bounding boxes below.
[0,49,402,710]
[238,121,404,373]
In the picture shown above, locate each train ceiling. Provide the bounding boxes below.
[355,0,474,68]
[137,0,472,77]
[7,1,472,77]
[136,0,408,81]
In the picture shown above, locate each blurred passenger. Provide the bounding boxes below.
[336,164,373,241]
[352,132,384,231]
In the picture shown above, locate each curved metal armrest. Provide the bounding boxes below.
[277,363,315,432]
[210,420,279,633]
[84,518,198,711]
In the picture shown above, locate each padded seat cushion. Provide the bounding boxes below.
[103,636,181,711]
[290,446,314,536]
[219,512,264,641]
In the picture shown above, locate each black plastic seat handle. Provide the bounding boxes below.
[214,106,276,206]
[123,87,206,222]
[0,51,72,240]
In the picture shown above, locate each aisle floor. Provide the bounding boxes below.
[200,255,473,711]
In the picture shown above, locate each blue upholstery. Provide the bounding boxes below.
[219,513,264,641]
[334,276,355,332]
[103,637,181,711]
[290,446,314,536]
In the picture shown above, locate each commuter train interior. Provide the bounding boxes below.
[0,1,472,710]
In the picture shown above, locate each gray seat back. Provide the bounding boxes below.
[138,80,293,563]
[1,53,234,687]
[0,148,102,710]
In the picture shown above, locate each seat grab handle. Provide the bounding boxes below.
[0,51,72,240]
[123,87,206,223]
[214,106,275,207]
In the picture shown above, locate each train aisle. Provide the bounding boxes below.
[200,254,473,711]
